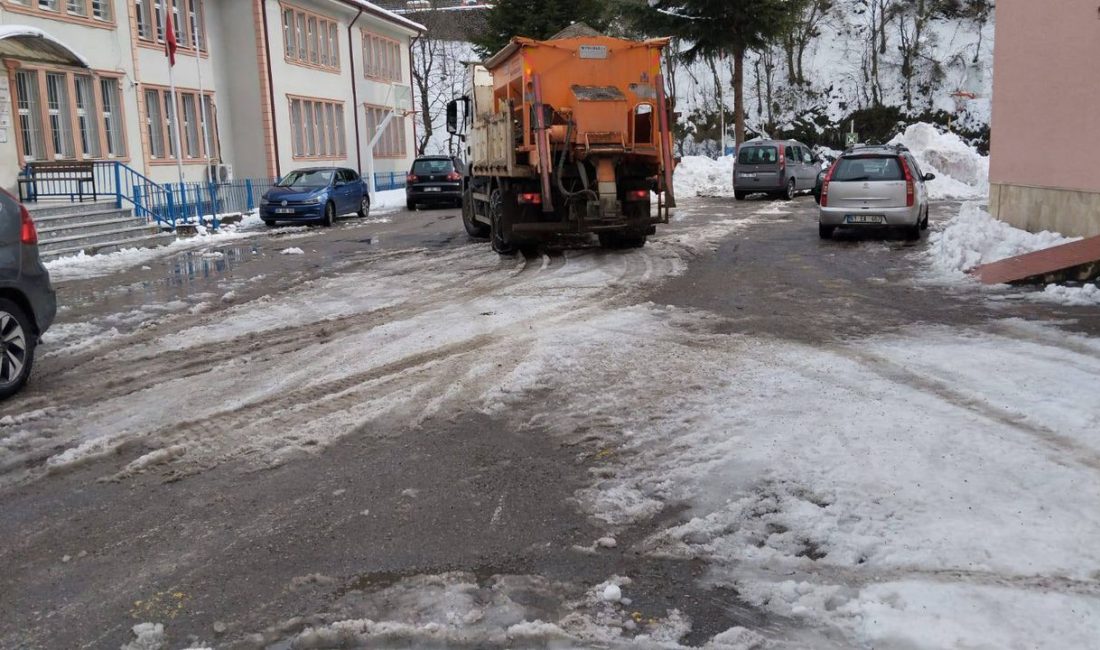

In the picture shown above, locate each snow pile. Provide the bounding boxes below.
[1036,282,1100,307]
[120,622,165,650]
[927,203,1077,278]
[280,247,305,255]
[673,156,733,198]
[889,123,989,200]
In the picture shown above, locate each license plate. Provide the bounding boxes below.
[275,208,295,214]
[424,187,442,192]
[846,215,885,224]
[740,173,757,178]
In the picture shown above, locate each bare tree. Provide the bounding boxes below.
[783,0,833,85]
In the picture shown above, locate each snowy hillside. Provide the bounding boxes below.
[416,3,995,157]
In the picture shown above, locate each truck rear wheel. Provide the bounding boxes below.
[462,189,489,238]
[489,188,516,255]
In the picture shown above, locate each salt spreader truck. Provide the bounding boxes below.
[446,28,677,253]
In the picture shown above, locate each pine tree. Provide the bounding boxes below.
[474,0,611,56]
[626,0,800,145]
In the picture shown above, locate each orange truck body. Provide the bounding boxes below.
[452,30,677,251]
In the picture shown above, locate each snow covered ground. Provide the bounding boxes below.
[43,190,406,281]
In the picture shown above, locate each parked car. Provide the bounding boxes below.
[406,156,463,210]
[0,189,56,401]
[260,167,370,227]
[733,139,820,201]
[817,144,935,240]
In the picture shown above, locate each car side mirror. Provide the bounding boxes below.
[923,172,936,181]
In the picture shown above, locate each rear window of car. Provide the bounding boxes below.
[412,159,454,175]
[738,147,778,165]
[832,156,905,182]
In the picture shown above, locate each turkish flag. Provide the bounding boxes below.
[164,12,178,66]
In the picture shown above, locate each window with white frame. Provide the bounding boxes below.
[364,105,406,158]
[6,0,112,21]
[289,97,346,159]
[135,0,206,51]
[281,4,340,72]
[100,78,126,157]
[13,67,127,162]
[362,31,402,82]
[144,87,218,162]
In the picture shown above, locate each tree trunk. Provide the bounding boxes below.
[733,46,745,145]
[784,35,796,83]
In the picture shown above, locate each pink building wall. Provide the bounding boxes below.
[990,0,1100,193]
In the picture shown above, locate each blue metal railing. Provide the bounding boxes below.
[135,176,278,230]
[374,172,406,191]
[20,161,406,231]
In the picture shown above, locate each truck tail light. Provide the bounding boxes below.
[625,190,649,202]
[445,171,462,181]
[900,158,915,207]
[820,164,838,208]
[518,192,542,205]
[407,174,419,184]
[20,203,38,245]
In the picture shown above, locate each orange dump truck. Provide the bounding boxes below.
[446,28,677,253]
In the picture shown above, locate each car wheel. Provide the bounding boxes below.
[784,178,796,201]
[357,196,370,219]
[921,208,930,230]
[462,190,490,238]
[322,202,335,227]
[0,298,35,401]
[734,191,747,201]
[905,222,922,241]
[819,224,835,239]
[406,199,416,211]
[263,219,274,227]
[489,187,515,255]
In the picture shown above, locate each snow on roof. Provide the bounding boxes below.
[341,1,427,34]
[0,25,89,68]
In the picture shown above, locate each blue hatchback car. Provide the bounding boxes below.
[260,167,370,227]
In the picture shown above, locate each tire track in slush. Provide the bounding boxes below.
[16,228,711,485]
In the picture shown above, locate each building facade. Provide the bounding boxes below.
[989,0,1100,238]
[0,0,421,194]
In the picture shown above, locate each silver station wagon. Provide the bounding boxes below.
[817,144,935,240]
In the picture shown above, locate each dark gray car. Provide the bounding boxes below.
[733,139,820,200]
[0,189,56,400]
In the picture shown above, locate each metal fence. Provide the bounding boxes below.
[374,172,406,191]
[18,162,405,230]
[136,178,278,227]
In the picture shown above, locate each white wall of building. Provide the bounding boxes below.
[0,0,419,196]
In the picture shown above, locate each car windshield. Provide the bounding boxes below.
[737,146,779,165]
[276,170,333,189]
[412,159,454,175]
[832,156,905,182]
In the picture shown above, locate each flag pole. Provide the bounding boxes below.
[194,16,210,167]
[163,9,185,200]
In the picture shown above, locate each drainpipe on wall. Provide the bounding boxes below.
[259,0,281,179]
[409,35,418,155]
[348,8,364,175]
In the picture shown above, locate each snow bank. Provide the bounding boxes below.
[927,203,1077,279]
[1035,282,1100,307]
[889,123,989,200]
[673,156,733,198]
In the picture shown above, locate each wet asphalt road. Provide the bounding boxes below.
[1,197,1098,649]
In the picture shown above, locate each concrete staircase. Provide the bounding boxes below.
[26,201,176,261]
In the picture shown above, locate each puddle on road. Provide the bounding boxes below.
[167,244,258,286]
